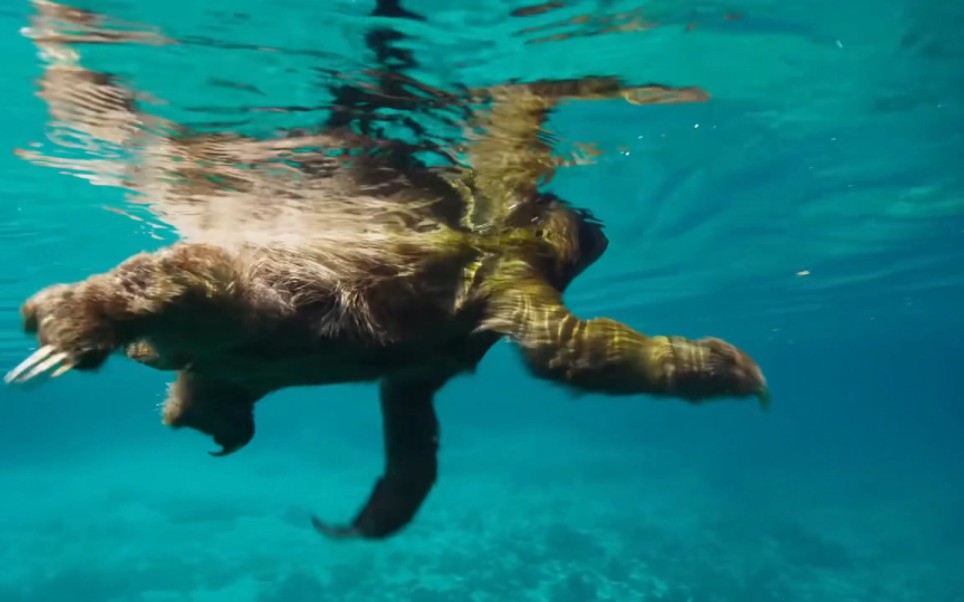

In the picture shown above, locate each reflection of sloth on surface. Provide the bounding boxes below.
[8,0,768,540]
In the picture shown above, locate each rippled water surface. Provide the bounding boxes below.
[0,0,962,600]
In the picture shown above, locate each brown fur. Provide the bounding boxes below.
[10,0,768,538]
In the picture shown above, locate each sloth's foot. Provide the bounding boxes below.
[666,336,769,409]
[6,282,117,385]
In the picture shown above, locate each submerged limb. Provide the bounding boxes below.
[312,377,440,540]
[162,371,264,456]
[6,243,250,385]
[481,261,769,406]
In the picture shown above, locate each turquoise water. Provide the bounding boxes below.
[0,0,962,600]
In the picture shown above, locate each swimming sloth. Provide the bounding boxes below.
[7,0,768,540]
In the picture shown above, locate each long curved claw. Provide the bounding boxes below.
[4,345,74,385]
[757,387,772,413]
[308,475,434,541]
[621,85,710,106]
[310,516,362,540]
[308,379,440,542]
[208,444,241,457]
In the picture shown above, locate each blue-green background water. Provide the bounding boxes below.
[0,0,962,600]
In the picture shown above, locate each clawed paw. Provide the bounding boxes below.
[310,516,362,540]
[208,442,244,457]
[698,337,769,406]
[5,284,115,386]
[4,344,76,385]
[669,336,769,407]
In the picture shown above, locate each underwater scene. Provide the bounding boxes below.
[0,0,962,600]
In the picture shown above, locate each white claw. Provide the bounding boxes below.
[5,345,56,384]
[4,345,71,385]
[20,350,69,383]
[50,363,73,379]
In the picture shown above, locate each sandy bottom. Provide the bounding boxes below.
[1,407,960,602]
